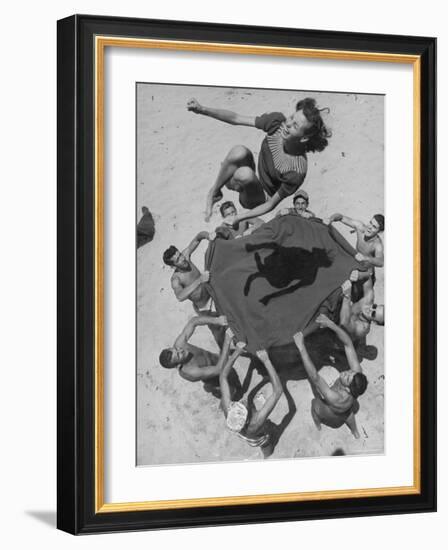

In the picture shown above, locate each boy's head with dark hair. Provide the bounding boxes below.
[373,214,385,232]
[162,245,179,266]
[360,303,385,326]
[293,189,310,213]
[159,348,175,369]
[366,214,385,238]
[162,246,190,271]
[339,370,368,398]
[349,372,368,398]
[220,201,237,218]
[159,347,193,369]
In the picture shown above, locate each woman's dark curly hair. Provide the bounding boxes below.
[296,98,332,153]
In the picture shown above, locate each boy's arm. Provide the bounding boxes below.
[173,315,226,348]
[179,338,231,382]
[293,332,340,403]
[316,314,362,373]
[203,315,228,328]
[363,241,384,267]
[355,246,384,268]
[276,208,292,217]
[339,280,353,327]
[247,350,283,434]
[330,213,365,230]
[373,241,385,267]
[366,254,384,268]
[219,330,245,414]
[361,276,374,304]
[205,187,223,221]
[181,231,212,259]
[173,317,198,348]
[187,98,256,127]
[171,271,209,302]
[339,295,352,328]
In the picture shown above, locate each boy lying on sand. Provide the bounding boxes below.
[159,315,228,383]
[163,231,214,314]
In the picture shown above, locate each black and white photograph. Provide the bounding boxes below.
[136,84,385,466]
[0,0,440,543]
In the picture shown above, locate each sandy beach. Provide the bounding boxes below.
[136,84,384,466]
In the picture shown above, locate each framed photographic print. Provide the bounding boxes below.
[57,14,436,534]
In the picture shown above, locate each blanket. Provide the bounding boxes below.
[205,215,360,355]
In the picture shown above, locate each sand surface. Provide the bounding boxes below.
[136,84,384,466]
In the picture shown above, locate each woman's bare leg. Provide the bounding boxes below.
[205,145,256,220]
[231,166,266,209]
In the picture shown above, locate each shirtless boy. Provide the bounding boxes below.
[220,330,283,447]
[219,200,263,238]
[329,212,384,268]
[159,315,229,383]
[277,189,316,219]
[187,97,331,224]
[339,278,384,341]
[163,231,214,313]
[294,315,368,439]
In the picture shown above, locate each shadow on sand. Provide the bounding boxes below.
[193,327,377,458]
[237,329,377,457]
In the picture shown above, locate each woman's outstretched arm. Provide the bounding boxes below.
[219,329,246,414]
[234,192,283,224]
[187,98,256,127]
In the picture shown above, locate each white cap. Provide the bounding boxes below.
[226,401,248,432]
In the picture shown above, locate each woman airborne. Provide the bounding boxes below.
[187,96,331,224]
